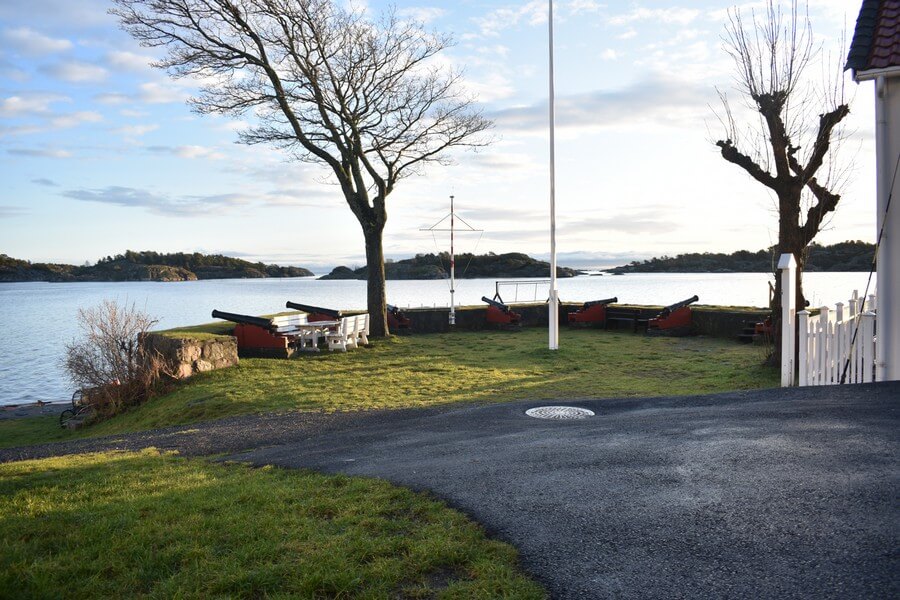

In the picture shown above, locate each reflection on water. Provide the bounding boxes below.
[0,272,875,405]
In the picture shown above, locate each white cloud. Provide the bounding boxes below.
[146,144,225,160]
[119,108,149,118]
[8,147,72,158]
[137,81,188,104]
[94,92,130,105]
[609,7,700,26]
[0,206,28,218]
[600,48,619,61]
[49,111,102,129]
[0,93,69,117]
[104,50,155,72]
[1,27,72,55]
[62,186,250,216]
[463,71,517,103]
[114,124,158,137]
[474,1,546,37]
[490,76,713,132]
[61,185,324,216]
[617,29,637,40]
[568,0,606,15]
[397,7,446,24]
[41,60,108,83]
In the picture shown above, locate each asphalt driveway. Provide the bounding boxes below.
[230,382,900,599]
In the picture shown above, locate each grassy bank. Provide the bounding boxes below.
[1,328,776,448]
[0,450,542,598]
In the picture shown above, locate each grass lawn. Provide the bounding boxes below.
[0,450,544,599]
[1,328,776,448]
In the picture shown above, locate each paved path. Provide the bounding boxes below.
[3,384,898,598]
[227,383,900,599]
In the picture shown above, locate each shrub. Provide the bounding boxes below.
[64,301,169,420]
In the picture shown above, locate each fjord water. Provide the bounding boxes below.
[0,272,875,406]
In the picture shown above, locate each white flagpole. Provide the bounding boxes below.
[548,0,559,350]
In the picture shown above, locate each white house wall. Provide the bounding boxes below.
[874,72,900,381]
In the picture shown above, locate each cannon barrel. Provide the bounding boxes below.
[285,301,341,319]
[659,295,699,317]
[482,296,510,313]
[582,297,618,310]
[211,310,273,329]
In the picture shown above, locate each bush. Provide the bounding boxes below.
[64,301,169,420]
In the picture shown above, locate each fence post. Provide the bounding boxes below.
[862,312,876,383]
[778,254,797,387]
[797,310,809,386]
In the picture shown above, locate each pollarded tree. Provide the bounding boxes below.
[715,0,850,312]
[112,0,492,336]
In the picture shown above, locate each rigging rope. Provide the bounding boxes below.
[839,150,900,384]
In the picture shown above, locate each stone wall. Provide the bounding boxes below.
[142,333,238,379]
[395,303,769,339]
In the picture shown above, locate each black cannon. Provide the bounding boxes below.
[568,297,618,325]
[211,309,274,330]
[582,297,618,310]
[656,295,699,318]
[285,301,341,321]
[482,296,521,326]
[648,295,699,335]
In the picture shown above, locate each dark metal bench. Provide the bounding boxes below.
[604,307,650,332]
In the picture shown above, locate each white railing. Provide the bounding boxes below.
[797,291,876,386]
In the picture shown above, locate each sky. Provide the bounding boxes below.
[0,0,874,272]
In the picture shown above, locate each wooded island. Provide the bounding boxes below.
[0,251,314,282]
[605,241,874,274]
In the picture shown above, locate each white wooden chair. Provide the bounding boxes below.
[326,317,352,352]
[356,313,369,346]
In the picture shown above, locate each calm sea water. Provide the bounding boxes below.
[0,272,875,406]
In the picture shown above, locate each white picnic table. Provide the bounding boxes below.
[291,320,340,352]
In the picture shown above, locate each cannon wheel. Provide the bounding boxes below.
[59,409,76,428]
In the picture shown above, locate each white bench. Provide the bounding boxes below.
[325,313,369,352]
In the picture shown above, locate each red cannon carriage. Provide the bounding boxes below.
[387,304,411,331]
[647,295,699,336]
[482,296,521,327]
[567,297,618,326]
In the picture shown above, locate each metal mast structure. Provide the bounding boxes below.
[421,195,482,326]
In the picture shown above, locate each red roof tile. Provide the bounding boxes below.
[847,0,900,72]
[869,1,900,69]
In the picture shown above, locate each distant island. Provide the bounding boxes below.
[320,252,579,280]
[606,241,875,274]
[0,250,313,283]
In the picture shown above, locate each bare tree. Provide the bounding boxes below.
[715,0,849,313]
[112,0,492,336]
[64,300,165,419]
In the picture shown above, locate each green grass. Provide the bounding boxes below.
[1,328,776,448]
[157,320,234,340]
[0,450,544,599]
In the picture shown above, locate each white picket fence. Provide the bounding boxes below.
[796,291,877,386]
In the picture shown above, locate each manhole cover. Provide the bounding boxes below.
[525,406,595,420]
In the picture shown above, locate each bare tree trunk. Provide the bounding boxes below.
[363,226,389,337]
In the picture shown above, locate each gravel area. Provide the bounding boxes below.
[0,405,454,462]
